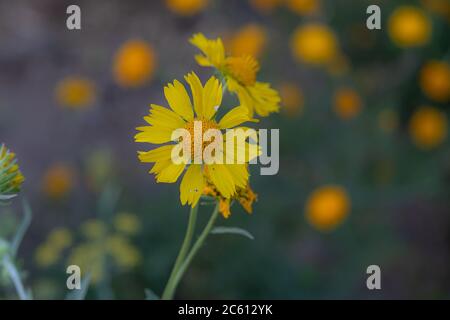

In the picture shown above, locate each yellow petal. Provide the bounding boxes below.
[150,159,172,175]
[224,139,261,164]
[144,104,186,130]
[247,82,281,117]
[202,76,222,120]
[227,78,255,117]
[195,54,213,67]
[164,80,194,121]
[185,72,204,117]
[206,164,236,198]
[180,164,205,207]
[227,78,280,117]
[225,164,248,189]
[189,33,225,68]
[156,162,186,183]
[218,106,255,129]
[134,127,173,144]
[138,145,173,163]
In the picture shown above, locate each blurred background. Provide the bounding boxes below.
[0,0,449,299]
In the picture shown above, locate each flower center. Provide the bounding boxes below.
[225,56,259,86]
[183,119,219,161]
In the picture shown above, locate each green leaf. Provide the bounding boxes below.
[210,226,255,240]
[144,288,159,300]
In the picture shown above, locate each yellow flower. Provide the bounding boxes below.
[409,106,448,149]
[420,60,450,102]
[35,244,60,268]
[203,183,257,218]
[42,163,75,199]
[81,219,107,240]
[135,72,257,208]
[190,33,280,117]
[55,76,96,110]
[378,108,398,134]
[227,24,268,59]
[165,0,209,16]
[305,185,350,232]
[0,144,25,195]
[106,235,141,269]
[279,82,304,116]
[285,0,320,16]
[47,227,73,251]
[249,0,282,14]
[113,39,156,88]
[333,87,363,120]
[114,212,140,235]
[291,24,338,65]
[388,6,431,48]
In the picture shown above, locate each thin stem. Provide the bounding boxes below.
[10,199,32,257]
[162,202,220,300]
[2,255,29,300]
[161,204,199,299]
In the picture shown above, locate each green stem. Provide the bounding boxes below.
[2,255,29,300]
[161,204,199,299]
[162,202,220,300]
[10,200,32,258]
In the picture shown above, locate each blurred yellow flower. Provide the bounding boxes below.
[68,219,141,284]
[81,219,107,240]
[55,76,96,110]
[135,72,258,208]
[166,0,209,16]
[279,82,304,116]
[420,60,450,102]
[291,24,338,65]
[285,0,320,16]
[227,24,268,59]
[42,163,75,199]
[35,244,60,268]
[106,235,141,269]
[68,243,104,283]
[47,227,73,251]
[190,33,280,116]
[378,108,398,134]
[114,212,140,235]
[0,144,25,195]
[305,185,350,232]
[35,227,73,268]
[203,183,257,218]
[388,6,431,48]
[113,39,156,88]
[249,0,282,14]
[333,87,362,120]
[409,106,448,149]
